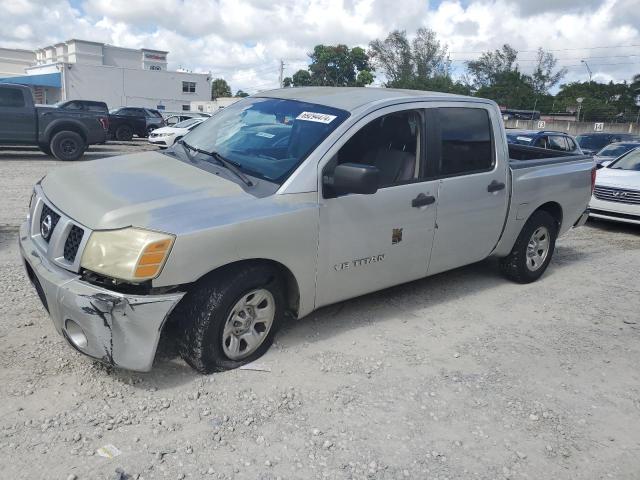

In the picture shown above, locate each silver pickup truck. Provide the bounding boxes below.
[19,87,594,373]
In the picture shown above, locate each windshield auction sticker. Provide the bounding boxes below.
[296,112,337,124]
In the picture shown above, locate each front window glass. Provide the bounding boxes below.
[329,110,422,188]
[179,97,349,184]
[609,149,640,171]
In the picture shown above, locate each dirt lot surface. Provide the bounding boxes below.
[1,142,639,480]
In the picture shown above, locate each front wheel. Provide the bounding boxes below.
[499,210,558,283]
[50,131,86,161]
[174,264,285,373]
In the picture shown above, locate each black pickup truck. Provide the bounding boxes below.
[0,84,108,161]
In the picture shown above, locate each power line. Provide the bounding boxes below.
[448,43,640,54]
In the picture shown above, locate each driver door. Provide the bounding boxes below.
[315,106,439,308]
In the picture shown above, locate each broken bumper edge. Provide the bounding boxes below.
[19,222,185,372]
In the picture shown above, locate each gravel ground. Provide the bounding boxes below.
[1,143,639,480]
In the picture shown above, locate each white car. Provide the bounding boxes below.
[148,117,206,148]
[590,147,640,224]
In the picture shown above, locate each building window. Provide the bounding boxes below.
[197,105,204,112]
[182,81,196,93]
[182,104,190,111]
[150,65,161,71]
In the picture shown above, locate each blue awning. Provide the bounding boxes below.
[0,72,61,88]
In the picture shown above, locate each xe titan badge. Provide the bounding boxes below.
[40,214,53,240]
[392,228,403,244]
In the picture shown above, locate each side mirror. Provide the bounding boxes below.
[597,160,612,169]
[327,163,379,195]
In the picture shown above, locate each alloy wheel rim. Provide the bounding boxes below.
[525,226,550,271]
[222,288,275,360]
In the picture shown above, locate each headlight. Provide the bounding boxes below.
[80,228,175,282]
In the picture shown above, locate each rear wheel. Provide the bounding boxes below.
[115,125,133,141]
[175,264,285,373]
[50,131,86,161]
[500,210,558,283]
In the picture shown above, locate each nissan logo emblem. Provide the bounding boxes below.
[41,214,53,239]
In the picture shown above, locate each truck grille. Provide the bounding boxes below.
[39,204,60,242]
[64,225,85,262]
[594,186,640,205]
[29,187,92,273]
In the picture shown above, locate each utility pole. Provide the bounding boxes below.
[581,60,592,82]
[278,59,285,88]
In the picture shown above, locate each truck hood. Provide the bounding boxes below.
[595,167,640,189]
[41,151,254,231]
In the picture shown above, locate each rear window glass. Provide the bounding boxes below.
[439,108,494,176]
[86,103,108,113]
[576,135,610,150]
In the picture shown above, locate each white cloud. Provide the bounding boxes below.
[2,0,638,93]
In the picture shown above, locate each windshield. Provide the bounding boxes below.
[174,118,202,129]
[596,143,638,158]
[576,135,610,150]
[609,148,640,171]
[179,97,349,184]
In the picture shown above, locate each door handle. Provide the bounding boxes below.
[411,193,436,207]
[487,180,506,193]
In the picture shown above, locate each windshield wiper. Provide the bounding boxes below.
[179,141,254,187]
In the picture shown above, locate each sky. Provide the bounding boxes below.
[2,0,640,94]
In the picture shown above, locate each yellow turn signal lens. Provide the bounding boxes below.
[134,240,173,279]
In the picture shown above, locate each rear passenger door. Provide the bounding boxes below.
[428,106,509,275]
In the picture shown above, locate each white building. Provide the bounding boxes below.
[190,97,241,113]
[0,39,211,111]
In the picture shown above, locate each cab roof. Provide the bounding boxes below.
[255,87,480,112]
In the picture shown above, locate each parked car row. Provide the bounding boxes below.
[0,84,109,161]
[148,117,206,147]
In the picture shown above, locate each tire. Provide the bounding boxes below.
[50,131,86,161]
[175,264,285,373]
[38,144,52,156]
[115,125,133,141]
[500,210,558,283]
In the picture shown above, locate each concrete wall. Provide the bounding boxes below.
[102,46,140,69]
[63,63,210,110]
[504,118,640,136]
[0,47,35,76]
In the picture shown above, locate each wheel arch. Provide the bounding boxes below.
[533,201,563,231]
[188,258,301,318]
[44,120,88,143]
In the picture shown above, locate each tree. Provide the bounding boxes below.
[466,44,518,89]
[235,89,249,97]
[530,48,567,95]
[474,70,536,109]
[283,69,312,87]
[307,44,374,87]
[211,78,232,99]
[554,80,639,122]
[368,29,467,94]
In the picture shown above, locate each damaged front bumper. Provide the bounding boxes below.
[18,222,185,372]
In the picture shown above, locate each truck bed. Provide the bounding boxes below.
[490,143,595,258]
